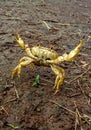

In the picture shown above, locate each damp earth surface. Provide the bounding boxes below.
[0,0,91,130]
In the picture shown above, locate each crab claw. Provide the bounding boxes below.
[46,40,83,64]
[64,40,83,62]
[15,34,25,49]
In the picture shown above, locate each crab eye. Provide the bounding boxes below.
[46,58,51,60]
[34,54,38,57]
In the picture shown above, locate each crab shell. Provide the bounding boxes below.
[31,46,58,60]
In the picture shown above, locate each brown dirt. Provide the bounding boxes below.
[0,0,91,130]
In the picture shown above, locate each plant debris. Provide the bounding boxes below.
[4,122,19,129]
[32,74,40,87]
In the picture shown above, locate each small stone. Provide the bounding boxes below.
[36,108,41,112]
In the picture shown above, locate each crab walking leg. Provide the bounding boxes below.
[15,34,37,60]
[12,57,34,78]
[47,40,83,64]
[50,65,65,94]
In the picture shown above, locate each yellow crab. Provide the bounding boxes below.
[12,34,83,93]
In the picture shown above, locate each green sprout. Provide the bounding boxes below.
[4,122,19,129]
[32,74,40,87]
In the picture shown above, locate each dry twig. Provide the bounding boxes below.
[74,101,83,130]
[49,100,75,115]
[42,21,58,31]
[3,98,17,105]
[77,80,87,98]
[49,100,91,129]
[42,21,51,30]
[40,77,54,85]
[14,85,19,99]
[69,66,90,84]
[0,106,9,115]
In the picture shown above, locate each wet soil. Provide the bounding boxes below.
[0,0,91,130]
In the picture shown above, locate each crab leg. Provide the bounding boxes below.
[15,34,37,60]
[12,56,34,78]
[50,64,65,94]
[47,40,83,64]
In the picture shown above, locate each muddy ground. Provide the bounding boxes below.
[0,0,91,130]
